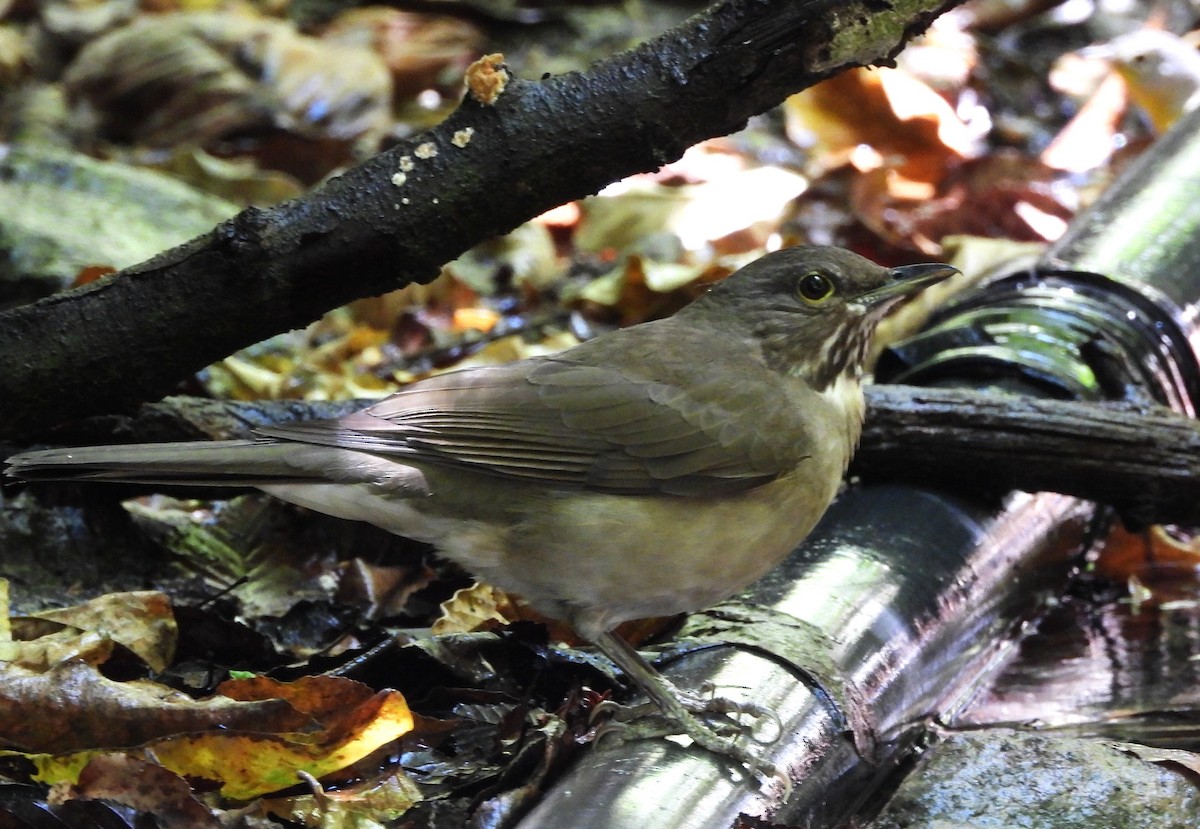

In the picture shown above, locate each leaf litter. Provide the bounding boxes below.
[4,0,1200,824]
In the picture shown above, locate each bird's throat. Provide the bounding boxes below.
[792,321,873,394]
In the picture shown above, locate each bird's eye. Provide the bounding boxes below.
[797,272,835,303]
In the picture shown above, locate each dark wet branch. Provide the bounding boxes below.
[854,385,1200,526]
[0,0,960,439]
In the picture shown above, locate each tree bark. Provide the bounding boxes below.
[854,385,1200,526]
[0,0,960,439]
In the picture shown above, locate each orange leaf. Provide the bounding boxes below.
[784,66,976,175]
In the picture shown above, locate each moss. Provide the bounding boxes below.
[818,0,942,70]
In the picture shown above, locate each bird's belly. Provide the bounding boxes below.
[479,465,842,629]
[266,457,845,632]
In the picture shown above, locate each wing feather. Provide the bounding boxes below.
[260,322,817,495]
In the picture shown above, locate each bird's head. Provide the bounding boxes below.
[690,245,958,391]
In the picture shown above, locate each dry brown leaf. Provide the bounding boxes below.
[577,255,727,327]
[321,7,483,101]
[433,583,528,635]
[0,660,315,754]
[12,674,414,801]
[783,63,1031,256]
[261,768,423,827]
[3,627,116,673]
[1106,741,1200,779]
[64,12,392,148]
[578,144,805,255]
[335,558,436,620]
[12,591,177,672]
[433,582,676,647]
[157,147,306,206]
[1094,525,1200,584]
[575,186,690,255]
[216,674,377,724]
[51,753,218,829]
[446,222,561,293]
[850,150,1073,254]
[784,66,977,176]
[433,582,589,644]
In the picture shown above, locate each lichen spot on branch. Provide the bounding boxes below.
[466,53,509,105]
[816,1,923,70]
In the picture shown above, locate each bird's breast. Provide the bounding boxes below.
[471,427,854,630]
[816,372,866,466]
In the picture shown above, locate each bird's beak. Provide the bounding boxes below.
[861,262,960,307]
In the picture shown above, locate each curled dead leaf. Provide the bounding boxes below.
[10,590,176,672]
[321,7,484,100]
[64,12,391,147]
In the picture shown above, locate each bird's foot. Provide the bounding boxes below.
[589,692,788,793]
[591,685,780,741]
[679,682,783,741]
[582,629,792,794]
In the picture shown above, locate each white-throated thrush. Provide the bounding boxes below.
[7,245,957,775]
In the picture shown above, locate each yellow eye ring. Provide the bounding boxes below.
[797,272,835,303]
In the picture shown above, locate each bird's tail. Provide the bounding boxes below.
[5,440,335,487]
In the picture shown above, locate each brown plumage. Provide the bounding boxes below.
[6,245,956,779]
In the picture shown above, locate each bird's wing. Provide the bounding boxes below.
[260,327,816,496]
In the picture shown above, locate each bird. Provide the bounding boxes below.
[6,245,956,776]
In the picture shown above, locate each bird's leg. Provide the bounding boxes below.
[587,629,786,783]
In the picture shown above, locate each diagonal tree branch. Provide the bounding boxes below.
[0,0,961,439]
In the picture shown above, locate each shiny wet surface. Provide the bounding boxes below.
[957,552,1200,750]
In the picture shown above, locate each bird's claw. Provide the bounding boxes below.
[589,690,776,740]
[674,686,783,743]
[586,689,791,796]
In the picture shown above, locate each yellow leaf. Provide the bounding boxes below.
[148,690,413,800]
